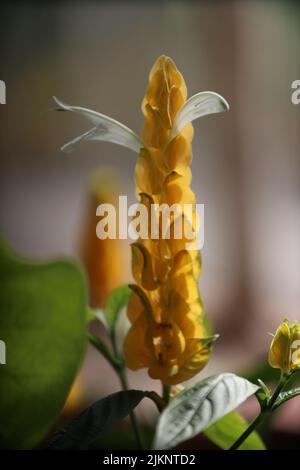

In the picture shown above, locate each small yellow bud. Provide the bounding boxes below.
[268,319,300,374]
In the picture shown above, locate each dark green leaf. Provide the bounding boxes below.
[0,237,87,449]
[204,411,266,450]
[153,373,258,450]
[45,390,146,449]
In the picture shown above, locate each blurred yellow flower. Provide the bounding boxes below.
[268,318,300,374]
[55,55,229,385]
[79,169,127,308]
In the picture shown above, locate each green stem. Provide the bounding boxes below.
[118,365,146,450]
[88,333,122,370]
[229,373,288,450]
[110,331,146,450]
[268,374,288,409]
[229,413,265,450]
[162,384,170,405]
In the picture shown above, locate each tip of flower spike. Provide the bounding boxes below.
[146,55,188,105]
[149,55,176,77]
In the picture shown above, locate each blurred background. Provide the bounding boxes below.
[0,0,299,447]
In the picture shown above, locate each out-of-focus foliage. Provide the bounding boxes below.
[204,411,265,450]
[0,237,87,448]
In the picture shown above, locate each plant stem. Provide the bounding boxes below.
[88,333,122,370]
[162,383,170,405]
[268,374,288,409]
[110,331,146,450]
[118,365,146,450]
[229,413,265,450]
[229,373,288,450]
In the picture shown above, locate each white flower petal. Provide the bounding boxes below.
[61,127,99,154]
[172,91,229,137]
[53,96,143,153]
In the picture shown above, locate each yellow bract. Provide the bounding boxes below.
[268,319,300,374]
[80,170,126,307]
[123,56,212,385]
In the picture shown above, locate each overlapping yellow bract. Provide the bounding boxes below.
[123,56,212,385]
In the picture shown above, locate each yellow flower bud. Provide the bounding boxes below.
[268,319,300,374]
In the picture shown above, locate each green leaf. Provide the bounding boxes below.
[204,411,266,450]
[104,285,131,332]
[86,306,96,323]
[153,373,258,450]
[45,390,146,449]
[273,387,300,409]
[0,237,87,449]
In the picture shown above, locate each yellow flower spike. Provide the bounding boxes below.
[126,56,226,384]
[123,313,152,370]
[56,55,229,385]
[164,134,192,174]
[131,242,158,291]
[268,318,300,374]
